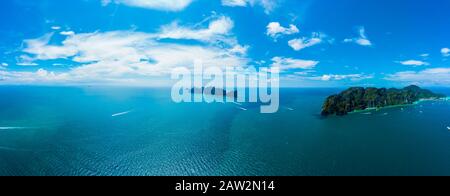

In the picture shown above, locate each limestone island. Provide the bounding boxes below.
[190,87,238,99]
[321,85,446,116]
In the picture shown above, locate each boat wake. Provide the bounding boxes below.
[0,146,31,152]
[0,146,19,151]
[0,127,32,130]
[112,110,132,117]
[236,106,248,111]
[285,107,295,111]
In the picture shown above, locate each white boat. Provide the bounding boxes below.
[447,127,450,131]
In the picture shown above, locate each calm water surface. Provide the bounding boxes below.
[0,86,449,176]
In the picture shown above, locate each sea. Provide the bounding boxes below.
[0,86,449,176]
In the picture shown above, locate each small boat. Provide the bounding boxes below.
[447,127,450,131]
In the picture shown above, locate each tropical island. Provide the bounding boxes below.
[321,85,446,116]
[190,87,238,99]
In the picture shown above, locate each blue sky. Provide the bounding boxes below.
[0,0,449,87]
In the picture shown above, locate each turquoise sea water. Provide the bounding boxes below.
[0,86,449,176]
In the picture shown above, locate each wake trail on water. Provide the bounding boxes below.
[0,127,34,130]
[236,106,248,111]
[111,110,133,117]
[285,107,295,111]
[0,146,31,152]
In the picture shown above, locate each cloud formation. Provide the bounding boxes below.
[397,60,430,66]
[271,56,318,70]
[11,16,249,84]
[344,27,372,46]
[157,16,237,46]
[288,32,329,51]
[266,22,299,40]
[314,74,373,81]
[222,0,277,14]
[385,68,450,86]
[101,0,193,11]
[441,48,450,57]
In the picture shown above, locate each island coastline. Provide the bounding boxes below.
[321,85,447,116]
[348,97,449,114]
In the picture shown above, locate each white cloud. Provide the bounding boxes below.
[266,22,299,40]
[16,62,38,66]
[288,32,327,51]
[228,44,249,55]
[60,31,75,36]
[312,74,373,81]
[288,38,320,51]
[1,63,7,67]
[222,0,247,6]
[282,72,374,87]
[154,15,249,55]
[16,55,39,66]
[0,68,74,84]
[397,60,430,66]
[101,0,193,11]
[157,16,234,44]
[51,26,61,30]
[11,16,249,84]
[344,27,372,46]
[293,70,315,76]
[222,0,277,14]
[271,56,318,70]
[420,53,429,57]
[441,48,450,57]
[23,33,78,60]
[385,68,450,86]
[23,31,247,73]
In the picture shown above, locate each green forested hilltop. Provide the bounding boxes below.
[321,85,446,116]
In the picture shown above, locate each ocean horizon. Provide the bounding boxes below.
[0,86,449,176]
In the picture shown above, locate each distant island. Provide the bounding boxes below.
[190,87,238,99]
[321,85,446,116]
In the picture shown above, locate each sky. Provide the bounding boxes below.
[0,0,449,87]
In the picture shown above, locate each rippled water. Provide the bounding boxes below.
[0,86,449,176]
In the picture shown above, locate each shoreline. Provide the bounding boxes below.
[349,97,449,114]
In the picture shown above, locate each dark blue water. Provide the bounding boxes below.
[0,86,449,176]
